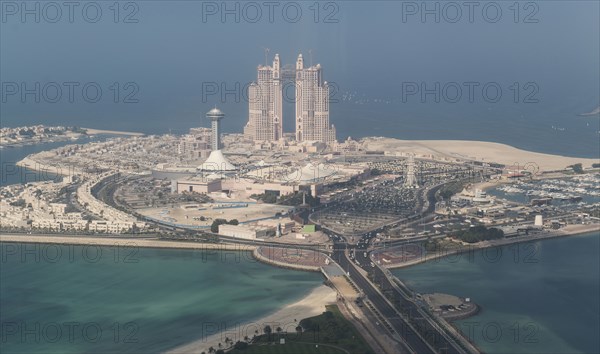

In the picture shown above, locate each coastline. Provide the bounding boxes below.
[0,234,257,252]
[362,137,599,171]
[3,223,598,269]
[383,223,600,270]
[167,284,336,354]
[578,106,600,116]
[0,234,330,273]
[0,233,337,354]
[0,132,86,149]
[15,156,81,177]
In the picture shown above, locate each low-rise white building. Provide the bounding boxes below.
[218,224,273,240]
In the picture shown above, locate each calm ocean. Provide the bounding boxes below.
[0,244,323,353]
[394,233,600,354]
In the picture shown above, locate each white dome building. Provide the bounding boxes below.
[197,150,237,172]
[285,163,338,184]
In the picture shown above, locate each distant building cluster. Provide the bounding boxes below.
[76,173,146,232]
[173,159,370,198]
[178,127,212,160]
[0,174,146,233]
[0,125,84,146]
[40,135,180,173]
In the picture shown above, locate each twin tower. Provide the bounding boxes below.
[244,53,336,144]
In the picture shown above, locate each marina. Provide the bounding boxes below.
[491,174,600,206]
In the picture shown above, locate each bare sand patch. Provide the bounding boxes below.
[83,128,144,136]
[363,137,598,171]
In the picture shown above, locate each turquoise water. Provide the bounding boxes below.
[0,244,323,353]
[393,233,600,354]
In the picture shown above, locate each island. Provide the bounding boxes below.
[1,121,598,354]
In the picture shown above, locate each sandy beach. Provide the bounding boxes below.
[167,284,337,354]
[83,128,145,136]
[363,137,598,171]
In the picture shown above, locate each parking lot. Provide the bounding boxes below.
[314,179,422,235]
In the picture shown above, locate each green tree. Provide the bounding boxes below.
[568,163,584,174]
[263,325,272,336]
[211,218,228,233]
[453,225,504,243]
[234,341,248,350]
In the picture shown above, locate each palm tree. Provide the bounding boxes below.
[263,325,272,340]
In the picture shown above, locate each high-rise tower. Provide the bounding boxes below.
[272,54,283,140]
[244,52,336,144]
[404,154,419,188]
[206,107,224,151]
[295,54,336,143]
[244,54,283,141]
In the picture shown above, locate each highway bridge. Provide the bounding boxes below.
[331,241,476,354]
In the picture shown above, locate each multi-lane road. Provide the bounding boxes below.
[331,238,476,354]
[331,243,436,354]
[326,224,478,354]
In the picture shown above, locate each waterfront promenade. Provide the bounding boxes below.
[0,234,254,251]
[374,223,599,269]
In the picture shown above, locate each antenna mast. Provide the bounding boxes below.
[261,47,270,65]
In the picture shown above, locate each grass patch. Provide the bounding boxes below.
[227,305,374,354]
[226,342,346,354]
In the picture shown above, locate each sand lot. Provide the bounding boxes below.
[363,137,598,171]
[139,201,294,227]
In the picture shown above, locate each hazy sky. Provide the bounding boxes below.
[1,1,599,155]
